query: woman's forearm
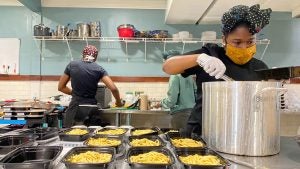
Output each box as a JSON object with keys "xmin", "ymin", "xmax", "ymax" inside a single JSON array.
[{"xmin": 163, "ymin": 54, "xmax": 198, "ymax": 74}]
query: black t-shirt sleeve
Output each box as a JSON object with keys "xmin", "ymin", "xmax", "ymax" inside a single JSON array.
[
  {"xmin": 181, "ymin": 47, "xmax": 210, "ymax": 77},
  {"xmin": 99, "ymin": 66, "xmax": 108, "ymax": 79},
  {"xmin": 64, "ymin": 62, "xmax": 71, "ymax": 76}
]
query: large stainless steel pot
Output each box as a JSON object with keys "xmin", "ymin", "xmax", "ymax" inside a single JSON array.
[
  {"xmin": 202, "ymin": 81, "xmax": 286, "ymax": 156},
  {"xmin": 77, "ymin": 23, "xmax": 90, "ymax": 38}
]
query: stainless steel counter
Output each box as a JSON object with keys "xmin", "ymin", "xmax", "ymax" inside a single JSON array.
[
  {"xmin": 221, "ymin": 136, "xmax": 300, "ymax": 169},
  {"xmin": 100, "ymin": 109, "xmax": 170, "ymax": 126}
]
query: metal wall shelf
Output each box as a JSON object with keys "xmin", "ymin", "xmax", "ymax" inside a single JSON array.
[{"xmin": 33, "ymin": 36, "xmax": 271, "ymax": 62}]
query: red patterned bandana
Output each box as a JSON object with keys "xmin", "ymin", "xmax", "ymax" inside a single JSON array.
[{"xmin": 82, "ymin": 45, "xmax": 98, "ymax": 62}]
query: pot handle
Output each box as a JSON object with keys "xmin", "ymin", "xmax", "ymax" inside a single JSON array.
[
  {"xmin": 254, "ymin": 87, "xmax": 287, "ymax": 97},
  {"xmin": 254, "ymin": 87, "xmax": 288, "ymax": 112}
]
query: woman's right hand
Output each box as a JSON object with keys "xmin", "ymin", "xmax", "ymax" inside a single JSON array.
[{"xmin": 196, "ymin": 53, "xmax": 226, "ymax": 79}]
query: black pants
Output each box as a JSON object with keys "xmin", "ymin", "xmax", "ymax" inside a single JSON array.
[
  {"xmin": 181, "ymin": 113, "xmax": 202, "ymax": 138},
  {"xmin": 64, "ymin": 96, "xmax": 108, "ymax": 127}
]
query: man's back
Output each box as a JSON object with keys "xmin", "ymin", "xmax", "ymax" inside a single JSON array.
[{"xmin": 65, "ymin": 60, "xmax": 107, "ymax": 99}]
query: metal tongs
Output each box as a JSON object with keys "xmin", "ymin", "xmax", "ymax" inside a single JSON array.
[{"xmin": 221, "ymin": 75, "xmax": 234, "ymax": 81}]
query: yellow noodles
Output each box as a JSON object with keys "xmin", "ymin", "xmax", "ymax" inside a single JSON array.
[
  {"xmin": 130, "ymin": 151, "xmax": 170, "ymax": 164},
  {"xmin": 96, "ymin": 128, "xmax": 126, "ymax": 135},
  {"xmin": 179, "ymin": 154, "xmax": 221, "ymax": 165},
  {"xmin": 130, "ymin": 138, "xmax": 160, "ymax": 147},
  {"xmin": 171, "ymin": 138, "xmax": 204, "ymax": 148},
  {"xmin": 132, "ymin": 129, "xmax": 155, "ymax": 136},
  {"xmin": 66, "ymin": 151, "xmax": 112, "ymax": 163},
  {"xmin": 66, "ymin": 128, "xmax": 88, "ymax": 135},
  {"xmin": 87, "ymin": 137, "xmax": 121, "ymax": 147}
]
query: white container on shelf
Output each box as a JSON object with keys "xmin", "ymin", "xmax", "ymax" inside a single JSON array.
[
  {"xmin": 201, "ymin": 31, "xmax": 217, "ymax": 41},
  {"xmin": 178, "ymin": 31, "xmax": 190, "ymax": 39}
]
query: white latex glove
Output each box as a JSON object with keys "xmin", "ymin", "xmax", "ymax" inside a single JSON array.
[{"xmin": 196, "ymin": 53, "xmax": 226, "ymax": 79}]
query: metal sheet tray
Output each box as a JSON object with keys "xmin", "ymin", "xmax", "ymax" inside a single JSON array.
[
  {"xmin": 0, "ymin": 135, "xmax": 35, "ymax": 155},
  {"xmin": 0, "ymin": 146, "xmax": 63, "ymax": 169},
  {"xmin": 59, "ymin": 128, "xmax": 92, "ymax": 142},
  {"xmin": 128, "ymin": 135, "xmax": 166, "ymax": 148},
  {"xmin": 175, "ymin": 148, "xmax": 230, "ymax": 169},
  {"xmin": 61, "ymin": 146, "xmax": 115, "ymax": 169},
  {"xmin": 255, "ymin": 66, "xmax": 300, "ymax": 80},
  {"xmin": 130, "ymin": 127, "xmax": 159, "ymax": 136},
  {"xmin": 126, "ymin": 147, "xmax": 176, "ymax": 169}
]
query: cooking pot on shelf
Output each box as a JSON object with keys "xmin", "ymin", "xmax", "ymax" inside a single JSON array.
[
  {"xmin": 90, "ymin": 21, "xmax": 101, "ymax": 37},
  {"xmin": 77, "ymin": 23, "xmax": 90, "ymax": 38},
  {"xmin": 117, "ymin": 24, "xmax": 135, "ymax": 38},
  {"xmin": 33, "ymin": 24, "xmax": 50, "ymax": 36},
  {"xmin": 202, "ymin": 81, "xmax": 287, "ymax": 156},
  {"xmin": 56, "ymin": 25, "xmax": 68, "ymax": 38}
]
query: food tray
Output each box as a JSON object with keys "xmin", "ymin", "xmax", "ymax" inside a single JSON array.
[
  {"xmin": 128, "ymin": 135, "xmax": 166, "ymax": 148},
  {"xmin": 94, "ymin": 127, "xmax": 128, "ymax": 138},
  {"xmin": 84, "ymin": 135, "xmax": 125, "ymax": 154},
  {"xmin": 130, "ymin": 127, "xmax": 159, "ymax": 136},
  {"xmin": 0, "ymin": 135, "xmax": 35, "ymax": 155},
  {"xmin": 127, "ymin": 147, "xmax": 175, "ymax": 169},
  {"xmin": 59, "ymin": 128, "xmax": 91, "ymax": 142},
  {"xmin": 61, "ymin": 146, "xmax": 115, "ymax": 169},
  {"xmin": 18, "ymin": 127, "xmax": 59, "ymax": 140},
  {"xmin": 0, "ymin": 146, "xmax": 63, "ymax": 169},
  {"xmin": 168, "ymin": 135, "xmax": 206, "ymax": 150},
  {"xmin": 175, "ymin": 148, "xmax": 230, "ymax": 169}
]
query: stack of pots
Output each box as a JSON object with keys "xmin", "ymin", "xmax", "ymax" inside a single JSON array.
[{"xmin": 77, "ymin": 22, "xmax": 101, "ymax": 38}]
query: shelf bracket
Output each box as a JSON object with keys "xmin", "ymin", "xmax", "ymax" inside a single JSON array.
[
  {"xmin": 125, "ymin": 41, "xmax": 128, "ymax": 62},
  {"xmin": 260, "ymin": 40, "xmax": 270, "ymax": 60},
  {"xmin": 65, "ymin": 37, "xmax": 73, "ymax": 60},
  {"xmin": 181, "ymin": 42, "xmax": 186, "ymax": 54},
  {"xmin": 144, "ymin": 38, "xmax": 147, "ymax": 62}
]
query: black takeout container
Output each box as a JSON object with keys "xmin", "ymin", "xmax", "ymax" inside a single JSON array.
[
  {"xmin": 175, "ymin": 148, "xmax": 230, "ymax": 169},
  {"xmin": 94, "ymin": 127, "xmax": 128, "ymax": 137},
  {"xmin": 0, "ymin": 127, "xmax": 17, "ymax": 134},
  {"xmin": 0, "ymin": 135, "xmax": 35, "ymax": 155},
  {"xmin": 61, "ymin": 146, "xmax": 115, "ymax": 169},
  {"xmin": 127, "ymin": 147, "xmax": 175, "ymax": 169},
  {"xmin": 128, "ymin": 135, "xmax": 166, "ymax": 148},
  {"xmin": 84, "ymin": 135, "xmax": 124, "ymax": 154},
  {"xmin": 168, "ymin": 135, "xmax": 206, "ymax": 150},
  {"xmin": 18, "ymin": 127, "xmax": 59, "ymax": 140},
  {"xmin": 59, "ymin": 128, "xmax": 91, "ymax": 142},
  {"xmin": 0, "ymin": 146, "xmax": 63, "ymax": 169}
]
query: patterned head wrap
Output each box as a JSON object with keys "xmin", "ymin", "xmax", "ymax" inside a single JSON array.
[
  {"xmin": 221, "ymin": 4, "xmax": 272, "ymax": 35},
  {"xmin": 82, "ymin": 45, "xmax": 98, "ymax": 58}
]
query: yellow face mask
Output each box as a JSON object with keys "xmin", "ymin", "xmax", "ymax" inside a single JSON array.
[{"xmin": 225, "ymin": 44, "xmax": 256, "ymax": 65}]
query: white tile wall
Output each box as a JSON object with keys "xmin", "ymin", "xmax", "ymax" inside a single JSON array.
[{"xmin": 0, "ymin": 81, "xmax": 168, "ymax": 101}]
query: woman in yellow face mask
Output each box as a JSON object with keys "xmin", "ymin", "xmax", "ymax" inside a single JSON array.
[{"xmin": 162, "ymin": 4, "xmax": 272, "ymax": 137}]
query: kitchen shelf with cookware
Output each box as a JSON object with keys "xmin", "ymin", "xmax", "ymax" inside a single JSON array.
[
  {"xmin": 33, "ymin": 36, "xmax": 271, "ymax": 62},
  {"xmin": 33, "ymin": 23, "xmax": 271, "ymax": 62}
]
